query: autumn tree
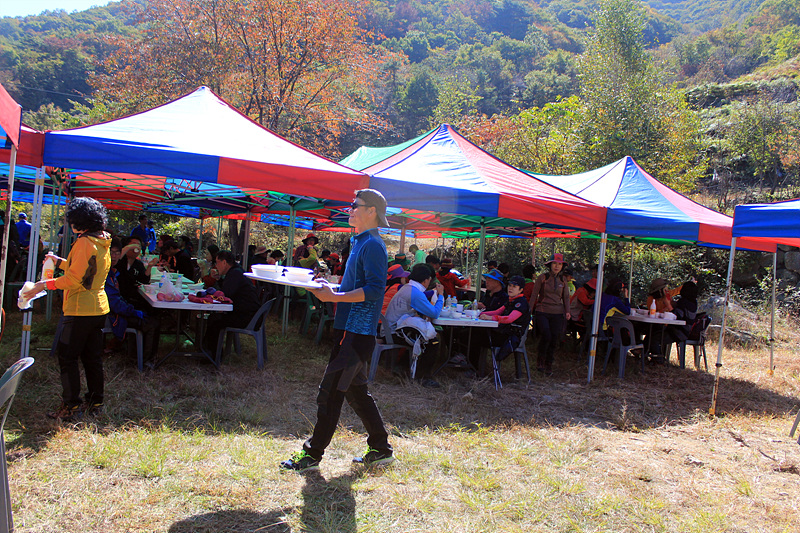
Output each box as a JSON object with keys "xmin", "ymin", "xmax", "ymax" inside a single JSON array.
[{"xmin": 92, "ymin": 0, "xmax": 396, "ymax": 155}]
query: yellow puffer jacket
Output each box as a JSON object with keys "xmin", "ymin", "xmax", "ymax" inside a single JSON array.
[{"xmin": 54, "ymin": 232, "xmax": 112, "ymax": 316}]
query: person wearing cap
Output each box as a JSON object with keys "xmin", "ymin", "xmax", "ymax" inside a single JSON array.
[
  {"xmin": 477, "ymin": 268, "xmax": 508, "ymax": 312},
  {"xmin": 476, "ymin": 275, "xmax": 531, "ymax": 362},
  {"xmin": 382, "ymin": 263, "xmax": 411, "ymax": 315},
  {"xmin": 436, "ymin": 257, "xmax": 470, "ymax": 298},
  {"xmin": 391, "ymin": 252, "xmax": 409, "ymax": 271},
  {"xmin": 530, "ymin": 253, "xmax": 571, "ymax": 375},
  {"xmin": 281, "ymin": 188, "xmax": 394, "ymax": 472},
  {"xmin": 293, "ymin": 233, "xmax": 320, "ymax": 268},
  {"xmin": 646, "ymin": 277, "xmax": 685, "ymax": 314},
  {"xmin": 384, "ymin": 263, "xmax": 445, "ymax": 387},
  {"xmin": 16, "ymin": 212, "xmax": 32, "ymax": 249},
  {"xmin": 326, "ymin": 252, "xmax": 340, "ymax": 272},
  {"xmin": 250, "ymin": 245, "xmax": 270, "ymax": 266}
]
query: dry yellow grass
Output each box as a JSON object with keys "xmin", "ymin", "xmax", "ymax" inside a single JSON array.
[{"xmin": 1, "ymin": 308, "xmax": 799, "ymax": 532}]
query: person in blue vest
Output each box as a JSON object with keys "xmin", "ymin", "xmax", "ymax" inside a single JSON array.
[
  {"xmin": 16, "ymin": 212, "xmax": 32, "ymax": 248},
  {"xmin": 130, "ymin": 214, "xmax": 150, "ymax": 252},
  {"xmin": 281, "ymin": 189, "xmax": 394, "ymax": 472},
  {"xmin": 146, "ymin": 220, "xmax": 157, "ymax": 253}
]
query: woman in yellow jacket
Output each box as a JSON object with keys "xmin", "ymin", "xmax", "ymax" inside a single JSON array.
[{"xmin": 23, "ymin": 198, "xmax": 112, "ymax": 421}]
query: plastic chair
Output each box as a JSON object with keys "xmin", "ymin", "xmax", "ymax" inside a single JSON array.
[
  {"xmin": 676, "ymin": 314, "xmax": 712, "ymax": 371},
  {"xmin": 368, "ymin": 314, "xmax": 406, "ymax": 383},
  {"xmin": 487, "ymin": 325, "xmax": 531, "ymax": 389},
  {"xmin": 314, "ymin": 301, "xmax": 336, "ymax": 344},
  {"xmin": 215, "ymin": 298, "xmax": 276, "ymax": 369},
  {"xmin": 581, "ymin": 309, "xmax": 608, "ymax": 361},
  {"xmin": 300, "ymin": 291, "xmax": 325, "ymax": 335},
  {"xmin": 102, "ymin": 317, "xmax": 145, "ymax": 372},
  {"xmin": 0, "ymin": 357, "xmax": 35, "ymax": 533},
  {"xmin": 603, "ymin": 316, "xmax": 644, "ymax": 378}
]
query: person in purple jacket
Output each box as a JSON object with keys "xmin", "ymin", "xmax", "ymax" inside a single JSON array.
[{"xmin": 281, "ymin": 189, "xmax": 394, "ymax": 473}]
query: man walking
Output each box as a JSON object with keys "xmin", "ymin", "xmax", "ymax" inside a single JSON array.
[{"xmin": 281, "ymin": 189, "xmax": 394, "ymax": 472}]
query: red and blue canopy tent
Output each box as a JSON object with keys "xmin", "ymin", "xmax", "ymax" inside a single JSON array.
[{"xmin": 708, "ymin": 199, "xmax": 800, "ymax": 415}]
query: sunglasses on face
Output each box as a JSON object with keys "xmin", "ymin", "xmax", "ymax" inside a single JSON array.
[{"xmin": 349, "ymin": 200, "xmax": 369, "ymax": 210}]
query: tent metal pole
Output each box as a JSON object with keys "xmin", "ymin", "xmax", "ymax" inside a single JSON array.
[
  {"xmin": 21, "ymin": 167, "xmax": 46, "ymax": 359},
  {"xmin": 531, "ymin": 225, "xmax": 536, "ymax": 266},
  {"xmin": 198, "ymin": 217, "xmax": 204, "ymax": 253},
  {"xmin": 46, "ymin": 177, "xmax": 58, "ymax": 323},
  {"xmin": 711, "ymin": 237, "xmax": 736, "ymax": 416},
  {"xmin": 475, "ymin": 221, "xmax": 486, "ymax": 306},
  {"xmin": 0, "ymin": 145, "xmax": 18, "ymax": 311},
  {"xmin": 587, "ymin": 233, "xmax": 608, "ymax": 383},
  {"xmin": 242, "ymin": 209, "xmax": 251, "ymax": 270},
  {"xmin": 770, "ymin": 251, "xmax": 776, "ymax": 375},
  {"xmin": 628, "ymin": 240, "xmax": 635, "ymax": 302},
  {"xmin": 281, "ymin": 203, "xmax": 297, "ymax": 337}
]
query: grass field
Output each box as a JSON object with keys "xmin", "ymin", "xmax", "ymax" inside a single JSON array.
[{"xmin": 1, "ymin": 305, "xmax": 799, "ymax": 532}]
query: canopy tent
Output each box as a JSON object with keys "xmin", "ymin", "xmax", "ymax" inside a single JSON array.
[
  {"xmin": 710, "ymin": 199, "xmax": 800, "ymax": 415},
  {"xmin": 43, "ymin": 86, "xmax": 369, "ymax": 203},
  {"xmin": 529, "ymin": 156, "xmax": 776, "ymax": 252}
]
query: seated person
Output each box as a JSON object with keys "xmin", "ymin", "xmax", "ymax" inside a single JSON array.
[
  {"xmin": 161, "ymin": 240, "xmax": 196, "ymax": 281},
  {"xmin": 570, "ymin": 278, "xmax": 597, "ymax": 328},
  {"xmin": 203, "ymin": 251, "xmax": 261, "ymax": 353},
  {"xmin": 293, "ymin": 233, "xmax": 319, "ymax": 267},
  {"xmin": 116, "ymin": 236, "xmax": 156, "ymax": 305},
  {"xmin": 522, "ymin": 264, "xmax": 536, "ymax": 301},
  {"xmin": 666, "ymin": 281, "xmax": 699, "ymax": 345},
  {"xmin": 436, "ymin": 258, "xmax": 470, "ymax": 297},
  {"xmin": 267, "ymin": 249, "xmax": 285, "ymax": 265},
  {"xmin": 477, "ymin": 275, "xmax": 531, "ymax": 361},
  {"xmin": 383, "ymin": 263, "xmax": 410, "ymax": 315},
  {"xmin": 646, "ymin": 277, "xmax": 682, "ymax": 313},
  {"xmin": 562, "ymin": 268, "xmax": 576, "ymax": 298},
  {"xmin": 105, "ymin": 238, "xmax": 161, "ymax": 363},
  {"xmin": 477, "ymin": 268, "xmax": 508, "ymax": 311},
  {"xmin": 384, "ymin": 263, "xmax": 445, "ymax": 387},
  {"xmin": 599, "ymin": 278, "xmax": 632, "ymax": 344},
  {"xmin": 250, "ymin": 245, "xmax": 270, "ymax": 266}
]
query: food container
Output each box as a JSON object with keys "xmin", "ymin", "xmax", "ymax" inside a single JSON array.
[
  {"xmin": 464, "ymin": 309, "xmax": 480, "ymax": 319},
  {"xmin": 251, "ymin": 264, "xmax": 282, "ymax": 279},
  {"xmin": 282, "ymin": 266, "xmax": 314, "ymax": 283}
]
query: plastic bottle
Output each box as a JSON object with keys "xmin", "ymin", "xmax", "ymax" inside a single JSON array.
[
  {"xmin": 649, "ymin": 299, "xmax": 657, "ymax": 316},
  {"xmin": 159, "ymin": 272, "xmax": 167, "ymax": 290},
  {"xmin": 41, "ymin": 256, "xmax": 55, "ymax": 280}
]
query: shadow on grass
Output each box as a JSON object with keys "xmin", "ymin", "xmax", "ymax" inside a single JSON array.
[
  {"xmin": 3, "ymin": 309, "xmax": 800, "ymax": 451},
  {"xmin": 299, "ymin": 469, "xmax": 359, "ymax": 533},
  {"xmin": 168, "ymin": 508, "xmax": 293, "ymax": 533}
]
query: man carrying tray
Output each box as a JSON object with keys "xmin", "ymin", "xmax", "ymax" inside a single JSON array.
[{"xmin": 280, "ymin": 189, "xmax": 394, "ymax": 472}]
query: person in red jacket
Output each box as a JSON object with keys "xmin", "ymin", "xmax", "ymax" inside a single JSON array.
[{"xmin": 436, "ymin": 258, "xmax": 470, "ymax": 297}]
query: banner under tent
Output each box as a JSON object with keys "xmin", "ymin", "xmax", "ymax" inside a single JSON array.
[{"xmin": 710, "ymin": 199, "xmax": 800, "ymax": 416}]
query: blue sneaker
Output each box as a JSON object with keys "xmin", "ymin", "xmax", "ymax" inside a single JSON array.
[{"xmin": 280, "ymin": 450, "xmax": 320, "ymax": 473}]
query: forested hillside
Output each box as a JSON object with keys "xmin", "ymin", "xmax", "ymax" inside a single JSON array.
[{"xmin": 0, "ymin": 0, "xmax": 798, "ymax": 210}]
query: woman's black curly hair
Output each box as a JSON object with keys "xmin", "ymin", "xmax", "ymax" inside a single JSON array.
[{"xmin": 66, "ymin": 197, "xmax": 107, "ymax": 233}]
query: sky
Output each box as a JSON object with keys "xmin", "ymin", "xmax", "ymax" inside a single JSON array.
[{"xmin": 0, "ymin": 0, "xmax": 115, "ymax": 18}]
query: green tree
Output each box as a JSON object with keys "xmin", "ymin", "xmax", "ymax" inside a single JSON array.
[
  {"xmin": 576, "ymin": 0, "xmax": 702, "ymax": 191},
  {"xmin": 398, "ymin": 69, "xmax": 439, "ymax": 135}
]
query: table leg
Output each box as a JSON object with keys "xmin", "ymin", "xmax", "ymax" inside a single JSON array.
[{"xmin": 155, "ymin": 310, "xmax": 219, "ymax": 369}]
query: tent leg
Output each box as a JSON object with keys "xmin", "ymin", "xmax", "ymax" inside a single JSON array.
[
  {"xmin": 242, "ymin": 210, "xmax": 251, "ymax": 271},
  {"xmin": 399, "ymin": 222, "xmax": 406, "ymax": 254},
  {"xmin": 282, "ymin": 205, "xmax": 297, "ymax": 337},
  {"xmin": 587, "ymin": 233, "xmax": 607, "ymax": 383},
  {"xmin": 628, "ymin": 240, "xmax": 635, "ymax": 299},
  {"xmin": 770, "ymin": 251, "xmax": 776, "ymax": 375},
  {"xmin": 711, "ymin": 237, "xmax": 737, "ymax": 416},
  {"xmin": 474, "ymin": 221, "xmax": 486, "ymax": 307},
  {"xmin": 198, "ymin": 217, "xmax": 204, "ymax": 253},
  {"xmin": 21, "ymin": 167, "xmax": 46, "ymax": 359}
]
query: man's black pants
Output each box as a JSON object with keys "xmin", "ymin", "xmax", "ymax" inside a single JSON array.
[{"xmin": 304, "ymin": 329, "xmax": 391, "ymax": 460}]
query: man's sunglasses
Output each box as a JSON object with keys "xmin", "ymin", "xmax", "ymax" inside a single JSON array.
[{"xmin": 349, "ymin": 201, "xmax": 370, "ymax": 210}]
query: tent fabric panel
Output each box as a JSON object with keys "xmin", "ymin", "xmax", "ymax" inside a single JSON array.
[
  {"xmin": 217, "ymin": 157, "xmax": 369, "ymax": 204},
  {"xmin": 733, "ymin": 199, "xmax": 800, "ymax": 239},
  {"xmin": 43, "ymin": 133, "xmax": 221, "ymax": 181},
  {"xmin": 339, "ymin": 129, "xmax": 432, "ymax": 171},
  {"xmin": 0, "ymin": 83, "xmax": 21, "ymax": 148},
  {"xmin": 369, "ymin": 175, "xmax": 500, "ymax": 217},
  {"xmin": 0, "ymin": 126, "xmax": 44, "ymax": 167}
]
